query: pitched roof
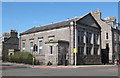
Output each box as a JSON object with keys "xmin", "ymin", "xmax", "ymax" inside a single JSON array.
[
  {"xmin": 20, "ymin": 12, "xmax": 100, "ymax": 36},
  {"xmin": 104, "ymin": 17, "xmax": 116, "ymax": 21},
  {"xmin": 20, "ymin": 17, "xmax": 81, "ymax": 35}
]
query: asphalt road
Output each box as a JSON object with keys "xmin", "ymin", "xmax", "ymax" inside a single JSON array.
[
  {"xmin": 1, "ymin": 64, "xmax": 119, "ymax": 76},
  {"xmin": 1, "ymin": 64, "xmax": 28, "ymax": 70}
]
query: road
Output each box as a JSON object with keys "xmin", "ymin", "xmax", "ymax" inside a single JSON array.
[{"xmin": 1, "ymin": 64, "xmax": 119, "ymax": 76}]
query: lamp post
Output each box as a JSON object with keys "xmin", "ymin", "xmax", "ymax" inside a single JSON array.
[
  {"xmin": 74, "ymin": 17, "xmax": 77, "ymax": 66},
  {"xmin": 56, "ymin": 45, "xmax": 58, "ymax": 67},
  {"xmin": 32, "ymin": 33, "xmax": 35, "ymax": 67}
]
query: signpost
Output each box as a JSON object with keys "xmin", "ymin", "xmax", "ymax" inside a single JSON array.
[
  {"xmin": 74, "ymin": 48, "xmax": 77, "ymax": 53},
  {"xmin": 32, "ymin": 44, "xmax": 38, "ymax": 67},
  {"xmin": 32, "ymin": 57, "xmax": 35, "ymax": 67},
  {"xmin": 74, "ymin": 17, "xmax": 77, "ymax": 66},
  {"xmin": 74, "ymin": 48, "xmax": 77, "ymax": 66}
]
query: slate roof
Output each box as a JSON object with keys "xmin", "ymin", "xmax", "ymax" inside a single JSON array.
[
  {"xmin": 20, "ymin": 12, "xmax": 99, "ymax": 36},
  {"xmin": 20, "ymin": 18, "xmax": 80, "ymax": 35}
]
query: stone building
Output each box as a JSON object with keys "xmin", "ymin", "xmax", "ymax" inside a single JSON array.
[
  {"xmin": 20, "ymin": 12, "xmax": 101, "ymax": 65},
  {"xmin": 116, "ymin": 23, "xmax": 120, "ymax": 61},
  {"xmin": 2, "ymin": 30, "xmax": 19, "ymax": 61},
  {"xmin": 91, "ymin": 10, "xmax": 120, "ymax": 63},
  {"xmin": 0, "ymin": 33, "xmax": 10, "ymax": 60},
  {"xmin": 112, "ymin": 28, "xmax": 120, "ymax": 62}
]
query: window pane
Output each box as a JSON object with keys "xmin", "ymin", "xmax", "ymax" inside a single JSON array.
[
  {"xmin": 39, "ymin": 40, "xmax": 43, "ymax": 54},
  {"xmin": 86, "ymin": 32, "xmax": 92, "ymax": 43},
  {"xmin": 30, "ymin": 42, "xmax": 33, "ymax": 47},
  {"xmin": 94, "ymin": 48, "xmax": 98, "ymax": 55},
  {"xmin": 30, "ymin": 42, "xmax": 33, "ymax": 53},
  {"xmin": 78, "ymin": 47, "xmax": 84, "ymax": 55},
  {"xmin": 79, "ymin": 31, "xmax": 84, "ymax": 43},
  {"xmin": 22, "ymin": 42, "xmax": 25, "ymax": 48},
  {"xmin": 94, "ymin": 34, "xmax": 99, "ymax": 44},
  {"xmin": 86, "ymin": 47, "xmax": 91, "ymax": 55},
  {"xmin": 39, "ymin": 49, "xmax": 43, "ymax": 54},
  {"xmin": 39, "ymin": 40, "xmax": 43, "ymax": 46},
  {"xmin": 106, "ymin": 33, "xmax": 108, "ymax": 39},
  {"xmin": 50, "ymin": 46, "xmax": 53, "ymax": 54},
  {"xmin": 81, "ymin": 47, "xmax": 84, "ymax": 55}
]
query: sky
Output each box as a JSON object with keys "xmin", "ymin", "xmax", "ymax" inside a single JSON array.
[
  {"xmin": 2, "ymin": 2, "xmax": 118, "ymax": 36},
  {"xmin": 2, "ymin": 0, "xmax": 120, "ymax": 2}
]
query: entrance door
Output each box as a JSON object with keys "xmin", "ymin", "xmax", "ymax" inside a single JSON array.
[{"xmin": 58, "ymin": 41, "xmax": 69, "ymax": 65}]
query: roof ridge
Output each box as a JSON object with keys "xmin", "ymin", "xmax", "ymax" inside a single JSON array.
[
  {"xmin": 20, "ymin": 12, "xmax": 91, "ymax": 35},
  {"xmin": 35, "ymin": 17, "xmax": 81, "ymax": 29}
]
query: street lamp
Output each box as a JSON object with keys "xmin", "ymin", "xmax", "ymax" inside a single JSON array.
[
  {"xmin": 32, "ymin": 33, "xmax": 35, "ymax": 67},
  {"xmin": 74, "ymin": 17, "xmax": 77, "ymax": 66}
]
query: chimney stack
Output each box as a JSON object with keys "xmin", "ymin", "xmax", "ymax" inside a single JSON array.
[
  {"xmin": 91, "ymin": 9, "xmax": 101, "ymax": 20},
  {"xmin": 10, "ymin": 30, "xmax": 18, "ymax": 38}
]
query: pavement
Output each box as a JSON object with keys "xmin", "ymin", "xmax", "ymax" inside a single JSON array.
[
  {"xmin": 1, "ymin": 62, "xmax": 118, "ymax": 68},
  {"xmin": 1, "ymin": 62, "xmax": 32, "ymax": 68},
  {"xmin": 32, "ymin": 65, "xmax": 118, "ymax": 69}
]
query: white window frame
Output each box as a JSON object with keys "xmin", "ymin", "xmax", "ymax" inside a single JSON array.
[
  {"xmin": 38, "ymin": 39, "xmax": 43, "ymax": 55},
  {"xmin": 30, "ymin": 41, "xmax": 33, "ymax": 54},
  {"xmin": 22, "ymin": 41, "xmax": 25, "ymax": 51}
]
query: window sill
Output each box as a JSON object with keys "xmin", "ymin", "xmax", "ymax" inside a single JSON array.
[
  {"xmin": 34, "ymin": 54, "xmax": 45, "ymax": 56},
  {"xmin": 50, "ymin": 54, "xmax": 53, "ymax": 55}
]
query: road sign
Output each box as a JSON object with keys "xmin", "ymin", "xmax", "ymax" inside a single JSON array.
[{"xmin": 74, "ymin": 48, "xmax": 77, "ymax": 53}]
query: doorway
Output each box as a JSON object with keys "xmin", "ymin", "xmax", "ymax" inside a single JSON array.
[{"xmin": 58, "ymin": 41, "xmax": 69, "ymax": 65}]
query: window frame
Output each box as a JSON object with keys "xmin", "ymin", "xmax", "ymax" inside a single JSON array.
[
  {"xmin": 78, "ymin": 31, "xmax": 84, "ymax": 43},
  {"xmin": 86, "ymin": 47, "xmax": 91, "ymax": 55},
  {"xmin": 94, "ymin": 47, "xmax": 98, "ymax": 55},
  {"xmin": 22, "ymin": 41, "xmax": 25, "ymax": 49},
  {"xmin": 38, "ymin": 39, "xmax": 44, "ymax": 55},
  {"xmin": 50, "ymin": 46, "xmax": 53, "ymax": 55},
  {"xmin": 106, "ymin": 33, "xmax": 109, "ymax": 39},
  {"xmin": 94, "ymin": 33, "xmax": 99, "ymax": 44},
  {"xmin": 30, "ymin": 41, "xmax": 33, "ymax": 53},
  {"xmin": 86, "ymin": 32, "xmax": 92, "ymax": 43}
]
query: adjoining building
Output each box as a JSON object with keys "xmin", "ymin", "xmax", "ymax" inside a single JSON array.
[
  {"xmin": 91, "ymin": 10, "xmax": 120, "ymax": 63},
  {"xmin": 0, "ymin": 33, "xmax": 10, "ymax": 60},
  {"xmin": 20, "ymin": 12, "xmax": 101, "ymax": 65},
  {"xmin": 112, "ymin": 28, "xmax": 120, "ymax": 63},
  {"xmin": 2, "ymin": 30, "xmax": 19, "ymax": 61}
]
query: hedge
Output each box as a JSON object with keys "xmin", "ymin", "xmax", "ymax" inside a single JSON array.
[{"xmin": 8, "ymin": 51, "xmax": 40, "ymax": 65}]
